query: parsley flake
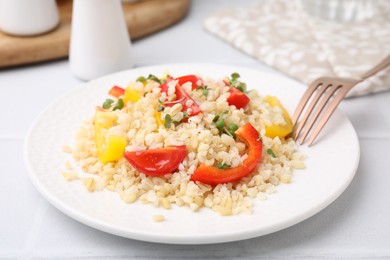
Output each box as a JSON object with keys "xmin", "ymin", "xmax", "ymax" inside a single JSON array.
[
  {"xmin": 147, "ymin": 74, "xmax": 161, "ymax": 84},
  {"xmin": 229, "ymin": 72, "xmax": 247, "ymax": 93},
  {"xmin": 267, "ymin": 148, "xmax": 277, "ymax": 158},
  {"xmin": 113, "ymin": 98, "xmax": 124, "ymax": 110},
  {"xmin": 196, "ymin": 85, "xmax": 209, "ymax": 96},
  {"xmin": 164, "ymin": 114, "xmax": 172, "ymax": 128},
  {"xmin": 102, "ymin": 99, "xmax": 114, "ymax": 109},
  {"xmin": 217, "ymin": 163, "xmax": 230, "ymax": 169}
]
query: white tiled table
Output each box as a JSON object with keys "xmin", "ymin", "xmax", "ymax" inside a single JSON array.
[{"xmin": 1, "ymin": 0, "xmax": 389, "ymax": 258}]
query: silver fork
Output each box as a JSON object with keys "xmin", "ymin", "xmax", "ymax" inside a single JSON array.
[{"xmin": 292, "ymin": 55, "xmax": 390, "ymax": 146}]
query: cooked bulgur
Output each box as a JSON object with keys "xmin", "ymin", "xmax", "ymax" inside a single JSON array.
[{"xmin": 64, "ymin": 73, "xmax": 305, "ymax": 216}]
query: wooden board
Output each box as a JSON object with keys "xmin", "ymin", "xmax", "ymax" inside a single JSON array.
[{"xmin": 0, "ymin": 0, "xmax": 190, "ymax": 68}]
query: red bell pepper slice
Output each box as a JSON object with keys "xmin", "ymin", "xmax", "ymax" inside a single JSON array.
[
  {"xmin": 109, "ymin": 85, "xmax": 125, "ymax": 98},
  {"xmin": 159, "ymin": 77, "xmax": 201, "ymax": 117},
  {"xmin": 159, "ymin": 77, "xmax": 174, "ymax": 94},
  {"xmin": 176, "ymin": 75, "xmax": 202, "ymax": 90},
  {"xmin": 190, "ymin": 123, "xmax": 262, "ymax": 186},
  {"xmin": 227, "ymin": 87, "xmax": 250, "ymax": 109},
  {"xmin": 174, "ymin": 84, "xmax": 202, "ymax": 116},
  {"xmin": 124, "ymin": 145, "xmax": 186, "ymax": 176}
]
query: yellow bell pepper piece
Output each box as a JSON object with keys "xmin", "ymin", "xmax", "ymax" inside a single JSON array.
[
  {"xmin": 124, "ymin": 87, "xmax": 141, "ymax": 103},
  {"xmin": 97, "ymin": 135, "xmax": 126, "ymax": 163},
  {"xmin": 94, "ymin": 111, "xmax": 126, "ymax": 163},
  {"xmin": 94, "ymin": 110, "xmax": 117, "ymax": 129},
  {"xmin": 264, "ymin": 96, "xmax": 293, "ymax": 139},
  {"xmin": 155, "ymin": 110, "xmax": 164, "ymax": 128}
]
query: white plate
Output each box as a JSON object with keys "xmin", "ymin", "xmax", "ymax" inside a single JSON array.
[{"xmin": 24, "ymin": 63, "xmax": 360, "ymax": 244}]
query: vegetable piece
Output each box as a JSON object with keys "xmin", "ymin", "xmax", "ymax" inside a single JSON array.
[
  {"xmin": 212, "ymin": 111, "xmax": 239, "ymax": 138},
  {"xmin": 124, "ymin": 87, "xmax": 141, "ymax": 103},
  {"xmin": 94, "ymin": 111, "xmax": 126, "ymax": 163},
  {"xmin": 190, "ymin": 123, "xmax": 263, "ymax": 186},
  {"xmin": 213, "ymin": 111, "xmax": 228, "ymax": 123},
  {"xmin": 159, "ymin": 79, "xmax": 201, "ymax": 117},
  {"xmin": 215, "ymin": 118, "xmax": 225, "ymax": 131},
  {"xmin": 102, "ymin": 99, "xmax": 114, "ymax": 109},
  {"xmin": 112, "ymin": 98, "xmax": 124, "ymax": 110},
  {"xmin": 227, "ymin": 123, "xmax": 239, "ymax": 139},
  {"xmin": 135, "ymin": 74, "xmax": 161, "ymax": 85},
  {"xmin": 229, "ymin": 72, "xmax": 247, "ymax": 93},
  {"xmin": 267, "ymin": 148, "xmax": 277, "ymax": 158},
  {"xmin": 227, "ymin": 87, "xmax": 250, "ymax": 109},
  {"xmin": 108, "ymin": 85, "xmax": 125, "ymax": 98},
  {"xmin": 175, "ymin": 85, "xmax": 201, "ymax": 116},
  {"xmin": 124, "ymin": 145, "xmax": 187, "ymax": 176},
  {"xmin": 159, "ymin": 77, "xmax": 174, "ymax": 94},
  {"xmin": 98, "ymin": 135, "xmax": 127, "ymax": 163},
  {"xmin": 164, "ymin": 114, "xmax": 172, "ymax": 128},
  {"xmin": 196, "ymin": 85, "xmax": 209, "ymax": 96},
  {"xmin": 147, "ymin": 74, "xmax": 162, "ymax": 84},
  {"xmin": 264, "ymin": 96, "xmax": 293, "ymax": 139},
  {"xmin": 217, "ymin": 163, "xmax": 230, "ymax": 169},
  {"xmin": 176, "ymin": 75, "xmax": 202, "ymax": 90},
  {"xmin": 224, "ymin": 72, "xmax": 250, "ymax": 109},
  {"xmin": 136, "ymin": 76, "xmax": 147, "ymax": 84},
  {"xmin": 155, "ymin": 110, "xmax": 164, "ymax": 128}
]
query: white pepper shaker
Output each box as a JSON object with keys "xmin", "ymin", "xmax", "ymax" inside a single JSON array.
[
  {"xmin": 0, "ymin": 0, "xmax": 59, "ymax": 36},
  {"xmin": 69, "ymin": 0, "xmax": 134, "ymax": 81}
]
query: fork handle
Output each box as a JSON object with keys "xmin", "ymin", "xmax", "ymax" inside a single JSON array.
[{"xmin": 360, "ymin": 55, "xmax": 390, "ymax": 81}]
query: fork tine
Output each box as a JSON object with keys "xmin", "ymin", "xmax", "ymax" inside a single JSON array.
[
  {"xmin": 307, "ymin": 87, "xmax": 350, "ymax": 146},
  {"xmin": 298, "ymin": 84, "xmax": 342, "ymax": 144},
  {"xmin": 291, "ymin": 79, "xmax": 323, "ymax": 125},
  {"xmin": 293, "ymin": 83, "xmax": 329, "ymax": 140}
]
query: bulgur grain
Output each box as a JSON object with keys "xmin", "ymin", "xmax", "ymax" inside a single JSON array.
[
  {"xmin": 152, "ymin": 215, "xmax": 165, "ymax": 222},
  {"xmin": 62, "ymin": 172, "xmax": 78, "ymax": 181}
]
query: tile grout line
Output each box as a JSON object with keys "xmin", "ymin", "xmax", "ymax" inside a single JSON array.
[
  {"xmin": 20, "ymin": 198, "xmax": 50, "ymax": 259},
  {"xmin": 0, "ymin": 135, "xmax": 25, "ymax": 140}
]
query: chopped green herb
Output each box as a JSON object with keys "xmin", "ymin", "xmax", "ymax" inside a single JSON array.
[
  {"xmin": 215, "ymin": 118, "xmax": 225, "ymax": 131},
  {"xmin": 102, "ymin": 99, "xmax": 114, "ymax": 109},
  {"xmin": 196, "ymin": 85, "xmax": 209, "ymax": 96},
  {"xmin": 113, "ymin": 98, "xmax": 124, "ymax": 110},
  {"xmin": 267, "ymin": 148, "xmax": 277, "ymax": 158},
  {"xmin": 136, "ymin": 76, "xmax": 146, "ymax": 83},
  {"xmin": 217, "ymin": 163, "xmax": 230, "ymax": 169},
  {"xmin": 229, "ymin": 72, "xmax": 247, "ymax": 93},
  {"xmin": 236, "ymin": 82, "xmax": 247, "ymax": 93},
  {"xmin": 231, "ymin": 72, "xmax": 240, "ymax": 80},
  {"xmin": 227, "ymin": 123, "xmax": 238, "ymax": 139},
  {"xmin": 147, "ymin": 74, "xmax": 161, "ymax": 84},
  {"xmin": 164, "ymin": 114, "xmax": 172, "ymax": 128},
  {"xmin": 182, "ymin": 111, "xmax": 188, "ymax": 118},
  {"xmin": 213, "ymin": 111, "xmax": 228, "ymax": 122},
  {"xmin": 213, "ymin": 111, "xmax": 231, "ymax": 135},
  {"xmin": 158, "ymin": 99, "xmax": 164, "ymax": 104},
  {"xmin": 228, "ymin": 123, "xmax": 238, "ymax": 132}
]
